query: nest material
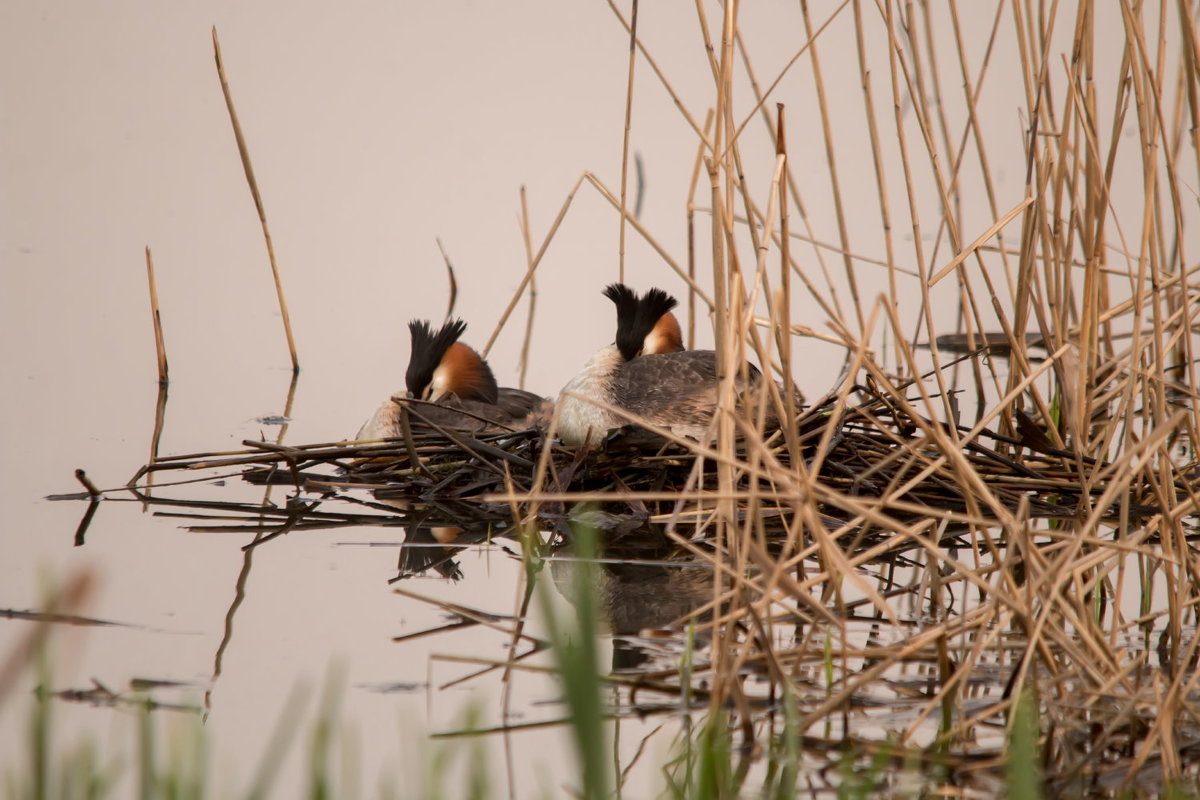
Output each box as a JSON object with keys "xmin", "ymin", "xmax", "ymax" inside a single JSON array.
[{"xmin": 137, "ymin": 387, "xmax": 1170, "ymax": 546}]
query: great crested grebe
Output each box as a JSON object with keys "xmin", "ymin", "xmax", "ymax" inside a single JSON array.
[
  {"xmin": 555, "ymin": 283, "xmax": 759, "ymax": 447},
  {"xmin": 356, "ymin": 318, "xmax": 544, "ymax": 439}
]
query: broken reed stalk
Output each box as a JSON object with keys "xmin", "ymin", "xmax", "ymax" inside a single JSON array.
[
  {"xmin": 143, "ymin": 246, "xmax": 170, "ymax": 493},
  {"xmin": 144, "ymin": 381, "xmax": 169, "ymax": 501},
  {"xmin": 144, "ymin": 246, "xmax": 168, "ymax": 385},
  {"xmin": 74, "ymin": 469, "xmax": 101, "ymax": 499},
  {"xmin": 435, "ymin": 237, "xmax": 459, "ymax": 322},
  {"xmin": 211, "ymin": 27, "xmax": 299, "ymax": 374}
]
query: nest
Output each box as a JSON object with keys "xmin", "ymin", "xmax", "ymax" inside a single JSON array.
[{"xmin": 132, "ymin": 386, "xmax": 1171, "ymax": 557}]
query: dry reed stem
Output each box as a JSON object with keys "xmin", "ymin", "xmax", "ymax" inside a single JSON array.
[
  {"xmin": 516, "ymin": 187, "xmax": 537, "ymax": 391},
  {"xmin": 584, "ymin": 172, "xmax": 715, "ymax": 308},
  {"xmin": 144, "ymin": 246, "xmax": 168, "ymax": 384},
  {"xmin": 686, "ymin": 110, "xmax": 716, "ymax": 349},
  {"xmin": 481, "ymin": 169, "xmax": 716, "ymax": 360},
  {"xmin": 607, "ymin": 0, "xmax": 712, "ymax": 147},
  {"xmin": 722, "ymin": 0, "xmax": 853, "ymax": 165},
  {"xmin": 434, "ymin": 238, "xmax": 458, "ymax": 322},
  {"xmin": 141, "ymin": 246, "xmax": 171, "ymax": 497},
  {"xmin": 730, "ymin": 35, "xmax": 848, "ymax": 335},
  {"xmin": 617, "ymin": 0, "xmax": 639, "ymax": 284},
  {"xmin": 481, "ymin": 172, "xmax": 587, "ymax": 358},
  {"xmin": 799, "ymin": 0, "xmax": 865, "ymax": 337},
  {"xmin": 143, "ymin": 381, "xmax": 169, "ymax": 500},
  {"xmin": 927, "ymin": 199, "xmax": 1037, "ymax": 286},
  {"xmin": 211, "ymin": 28, "xmax": 299, "ymax": 373}
]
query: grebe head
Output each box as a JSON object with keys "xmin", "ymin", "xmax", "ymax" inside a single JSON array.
[
  {"xmin": 603, "ymin": 284, "xmax": 681, "ymax": 360},
  {"xmin": 406, "ymin": 319, "xmax": 499, "ymax": 403}
]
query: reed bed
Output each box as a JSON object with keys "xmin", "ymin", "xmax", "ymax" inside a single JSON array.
[
  {"xmin": 52, "ymin": 1, "xmax": 1200, "ymax": 796},
  {"xmin": 123, "ymin": 366, "xmax": 1198, "ymax": 795}
]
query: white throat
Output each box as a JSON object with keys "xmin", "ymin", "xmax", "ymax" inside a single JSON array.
[
  {"xmin": 429, "ymin": 363, "xmax": 453, "ymax": 401},
  {"xmin": 554, "ymin": 345, "xmax": 625, "ymax": 447}
]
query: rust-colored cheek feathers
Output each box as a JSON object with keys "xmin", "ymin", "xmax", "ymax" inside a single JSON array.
[
  {"xmin": 643, "ymin": 311, "xmax": 684, "ymax": 355},
  {"xmin": 431, "ymin": 343, "xmax": 498, "ymax": 403}
]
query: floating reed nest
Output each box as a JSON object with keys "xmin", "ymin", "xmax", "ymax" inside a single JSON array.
[{"xmin": 132, "ymin": 384, "xmax": 1175, "ymax": 555}]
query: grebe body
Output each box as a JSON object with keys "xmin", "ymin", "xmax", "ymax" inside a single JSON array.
[
  {"xmin": 357, "ymin": 319, "xmax": 543, "ymax": 439},
  {"xmin": 555, "ymin": 344, "xmax": 627, "ymax": 446},
  {"xmin": 555, "ymin": 284, "xmax": 758, "ymax": 447}
]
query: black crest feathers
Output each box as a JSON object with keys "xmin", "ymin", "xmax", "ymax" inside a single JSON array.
[
  {"xmin": 603, "ymin": 284, "xmax": 678, "ymax": 361},
  {"xmin": 406, "ymin": 318, "xmax": 467, "ymax": 397}
]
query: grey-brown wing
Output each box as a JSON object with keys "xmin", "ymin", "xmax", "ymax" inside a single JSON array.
[
  {"xmin": 495, "ymin": 387, "xmax": 545, "ymax": 420},
  {"xmin": 404, "ymin": 402, "xmax": 488, "ymax": 432},
  {"xmin": 357, "ymin": 390, "xmax": 543, "ymax": 437},
  {"xmin": 612, "ymin": 351, "xmax": 763, "ymax": 432},
  {"xmin": 612, "ymin": 351, "xmax": 719, "ymax": 428},
  {"xmin": 426, "ymin": 388, "xmax": 546, "ymax": 431}
]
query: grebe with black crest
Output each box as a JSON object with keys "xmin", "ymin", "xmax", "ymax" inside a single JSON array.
[
  {"xmin": 357, "ymin": 318, "xmax": 544, "ymax": 439},
  {"xmin": 555, "ymin": 284, "xmax": 762, "ymax": 447}
]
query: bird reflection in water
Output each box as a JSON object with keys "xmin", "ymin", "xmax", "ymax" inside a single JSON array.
[
  {"xmin": 393, "ymin": 523, "xmax": 469, "ymax": 582},
  {"xmin": 391, "ymin": 509, "xmax": 715, "ymax": 672},
  {"xmin": 549, "ymin": 533, "xmax": 715, "ymax": 671},
  {"xmin": 357, "ymin": 318, "xmax": 545, "ymax": 583}
]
